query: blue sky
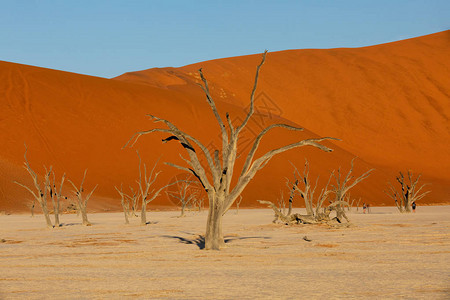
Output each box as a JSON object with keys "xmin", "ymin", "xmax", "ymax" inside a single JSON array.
[{"xmin": 1, "ymin": 0, "xmax": 449, "ymax": 78}]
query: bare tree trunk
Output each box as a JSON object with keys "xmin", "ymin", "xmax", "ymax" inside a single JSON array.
[
  {"xmin": 121, "ymin": 195, "xmax": 130, "ymax": 224},
  {"xmin": 115, "ymin": 186, "xmax": 130, "ymax": 224},
  {"xmin": 180, "ymin": 203, "xmax": 186, "ymax": 217},
  {"xmin": 404, "ymin": 203, "xmax": 412, "ymax": 213},
  {"xmin": 80, "ymin": 208, "xmax": 91, "ymax": 226},
  {"xmin": 41, "ymin": 200, "xmax": 53, "ymax": 228},
  {"xmin": 305, "ymin": 196, "xmax": 314, "ymax": 216},
  {"xmin": 123, "ymin": 203, "xmax": 130, "ymax": 224},
  {"xmin": 54, "ymin": 207, "xmax": 60, "ymax": 227},
  {"xmin": 51, "ymin": 172, "xmax": 65, "ymax": 227},
  {"xmin": 205, "ymin": 196, "xmax": 225, "ymax": 250},
  {"xmin": 140, "ymin": 202, "xmax": 147, "ymax": 225}
]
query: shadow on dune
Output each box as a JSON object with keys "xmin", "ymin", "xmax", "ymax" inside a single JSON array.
[{"xmin": 161, "ymin": 234, "xmax": 271, "ymax": 249}]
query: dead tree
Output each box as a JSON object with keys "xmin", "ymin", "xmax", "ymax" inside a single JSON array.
[
  {"xmin": 263, "ymin": 162, "xmax": 333, "ymax": 225},
  {"xmin": 14, "ymin": 148, "xmax": 54, "ymax": 228},
  {"xmin": 356, "ymin": 197, "xmax": 361, "ymax": 212},
  {"xmin": 125, "ymin": 51, "xmax": 336, "ymax": 250},
  {"xmin": 290, "ymin": 161, "xmax": 332, "ymax": 220},
  {"xmin": 346, "ymin": 195, "xmax": 355, "ymax": 212},
  {"xmin": 194, "ymin": 196, "xmax": 205, "ymax": 212},
  {"xmin": 289, "ymin": 160, "xmax": 318, "ymax": 216},
  {"xmin": 330, "ymin": 159, "xmax": 373, "ymax": 223},
  {"xmin": 277, "ymin": 191, "xmax": 286, "ymax": 215},
  {"xmin": 68, "ymin": 169, "xmax": 97, "ymax": 226},
  {"xmin": 28, "ymin": 199, "xmax": 36, "ymax": 217},
  {"xmin": 166, "ymin": 180, "xmax": 199, "ymax": 217},
  {"xmin": 48, "ymin": 170, "xmax": 65, "ymax": 227},
  {"xmin": 128, "ymin": 186, "xmax": 140, "ymax": 217},
  {"xmin": 262, "ymin": 160, "xmax": 372, "ymax": 225},
  {"xmin": 135, "ymin": 152, "xmax": 178, "ymax": 225},
  {"xmin": 385, "ymin": 171, "xmax": 430, "ymax": 213},
  {"xmin": 115, "ymin": 185, "xmax": 130, "ymax": 224}
]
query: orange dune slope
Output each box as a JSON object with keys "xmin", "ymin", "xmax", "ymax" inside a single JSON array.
[
  {"xmin": 0, "ymin": 60, "xmax": 375, "ymax": 212},
  {"xmin": 116, "ymin": 30, "xmax": 450, "ymax": 198},
  {"xmin": 1, "ymin": 31, "xmax": 449, "ymax": 212}
]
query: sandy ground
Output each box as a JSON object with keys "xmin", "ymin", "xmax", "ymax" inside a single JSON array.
[{"xmin": 1, "ymin": 206, "xmax": 449, "ymax": 299}]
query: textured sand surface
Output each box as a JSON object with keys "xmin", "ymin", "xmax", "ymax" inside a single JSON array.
[
  {"xmin": 1, "ymin": 31, "xmax": 449, "ymax": 212},
  {"xmin": 1, "ymin": 206, "xmax": 449, "ymax": 299}
]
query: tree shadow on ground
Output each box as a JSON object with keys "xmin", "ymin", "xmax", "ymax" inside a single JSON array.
[
  {"xmin": 144, "ymin": 221, "xmax": 159, "ymax": 225},
  {"xmin": 161, "ymin": 234, "xmax": 271, "ymax": 249},
  {"xmin": 60, "ymin": 223, "xmax": 80, "ymax": 227}
]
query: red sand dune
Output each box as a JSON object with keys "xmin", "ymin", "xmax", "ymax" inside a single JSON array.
[{"xmin": 1, "ymin": 31, "xmax": 449, "ymax": 212}]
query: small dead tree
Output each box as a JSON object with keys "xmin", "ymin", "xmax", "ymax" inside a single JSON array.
[
  {"xmin": 261, "ymin": 160, "xmax": 371, "ymax": 225},
  {"xmin": 276, "ymin": 191, "xmax": 286, "ymax": 215},
  {"xmin": 356, "ymin": 197, "xmax": 361, "ymax": 212},
  {"xmin": 135, "ymin": 152, "xmax": 179, "ymax": 225},
  {"xmin": 14, "ymin": 148, "xmax": 54, "ymax": 228},
  {"xmin": 68, "ymin": 169, "xmax": 97, "ymax": 226},
  {"xmin": 128, "ymin": 186, "xmax": 140, "ymax": 217},
  {"xmin": 330, "ymin": 159, "xmax": 373, "ymax": 223},
  {"xmin": 115, "ymin": 184, "xmax": 131, "ymax": 224},
  {"xmin": 346, "ymin": 195, "xmax": 355, "ymax": 212},
  {"xmin": 125, "ymin": 51, "xmax": 336, "ymax": 249},
  {"xmin": 28, "ymin": 198, "xmax": 36, "ymax": 217},
  {"xmin": 289, "ymin": 160, "xmax": 318, "ymax": 216},
  {"xmin": 261, "ymin": 162, "xmax": 333, "ymax": 225},
  {"xmin": 48, "ymin": 170, "xmax": 66, "ymax": 227},
  {"xmin": 194, "ymin": 196, "xmax": 205, "ymax": 212},
  {"xmin": 385, "ymin": 171, "xmax": 430, "ymax": 213},
  {"xmin": 166, "ymin": 180, "xmax": 199, "ymax": 217}
]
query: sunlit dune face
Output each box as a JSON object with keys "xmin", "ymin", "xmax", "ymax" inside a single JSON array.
[{"xmin": 1, "ymin": 31, "xmax": 449, "ymax": 212}]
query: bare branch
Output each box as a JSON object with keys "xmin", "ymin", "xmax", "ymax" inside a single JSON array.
[
  {"xmin": 240, "ymin": 123, "xmax": 304, "ymax": 177},
  {"xmin": 246, "ymin": 137, "xmax": 336, "ymax": 177},
  {"xmin": 198, "ymin": 69, "xmax": 229, "ymax": 160},
  {"xmin": 236, "ymin": 50, "xmax": 268, "ymax": 134},
  {"xmin": 85, "ymin": 184, "xmax": 98, "ymax": 203},
  {"xmin": 14, "ymin": 181, "xmax": 38, "ymax": 199}
]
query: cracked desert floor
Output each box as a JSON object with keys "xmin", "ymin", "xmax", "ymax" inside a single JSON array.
[{"xmin": 1, "ymin": 206, "xmax": 449, "ymax": 299}]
